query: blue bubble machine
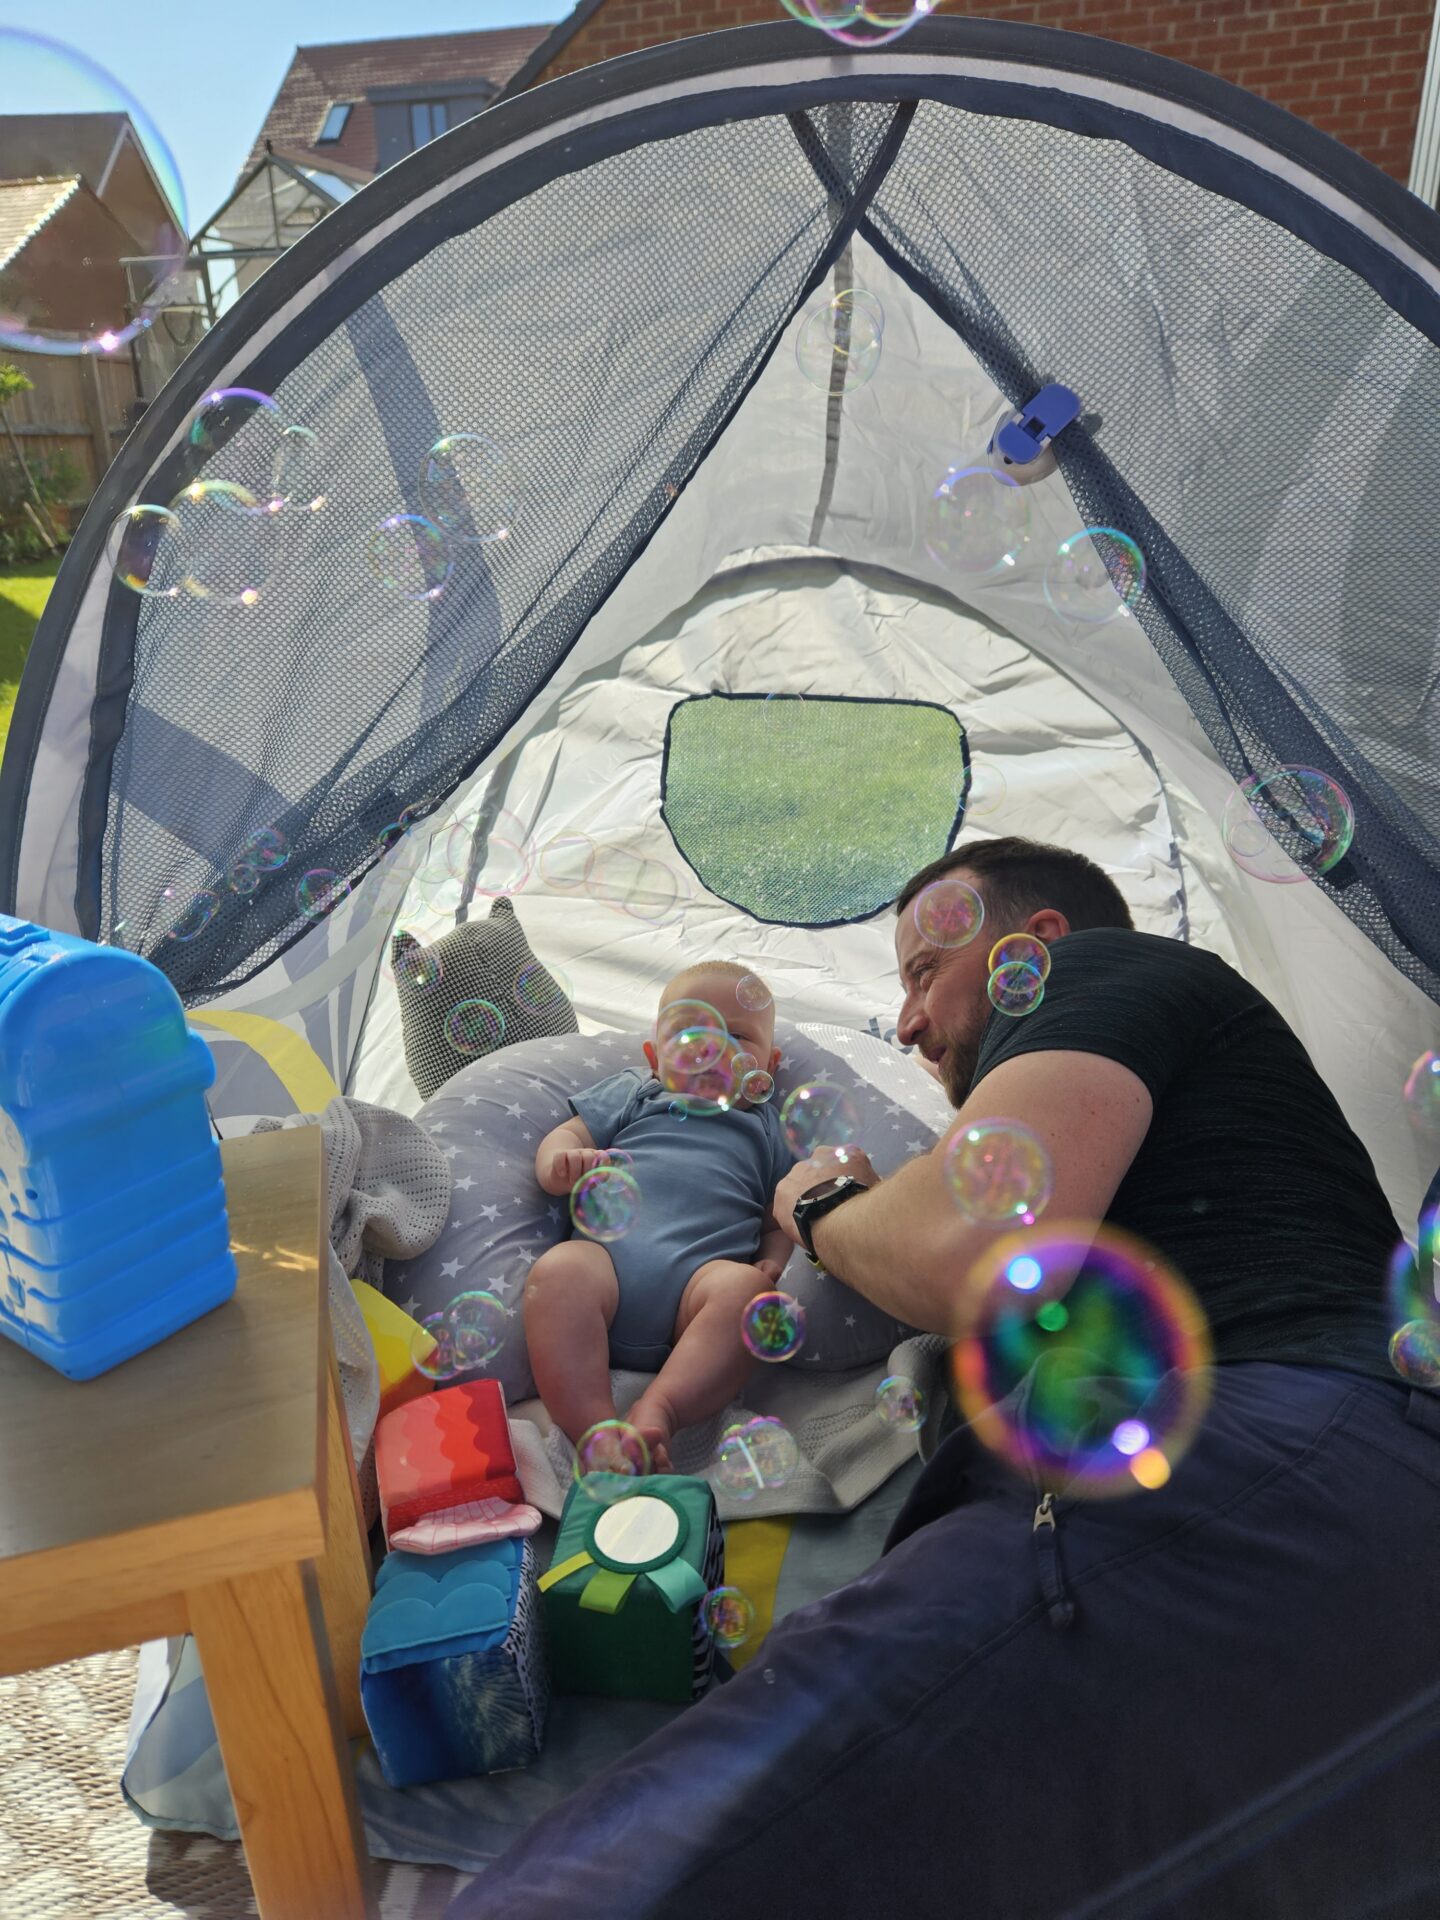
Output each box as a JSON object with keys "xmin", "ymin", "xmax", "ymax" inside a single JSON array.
[{"xmin": 0, "ymin": 914, "xmax": 237, "ymax": 1380}]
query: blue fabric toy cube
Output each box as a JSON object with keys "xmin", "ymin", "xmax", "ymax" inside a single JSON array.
[{"xmin": 359, "ymin": 1535, "xmax": 550, "ymax": 1788}]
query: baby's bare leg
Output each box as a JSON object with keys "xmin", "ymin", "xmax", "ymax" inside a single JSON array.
[
  {"xmin": 523, "ymin": 1240, "xmax": 621, "ymax": 1449},
  {"xmin": 628, "ymin": 1260, "xmax": 763, "ymax": 1464}
]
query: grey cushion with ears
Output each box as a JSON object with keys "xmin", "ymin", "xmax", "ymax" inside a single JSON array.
[
  {"xmin": 384, "ymin": 1018, "xmax": 956, "ymax": 1401},
  {"xmin": 392, "ymin": 896, "xmax": 579, "ymax": 1101}
]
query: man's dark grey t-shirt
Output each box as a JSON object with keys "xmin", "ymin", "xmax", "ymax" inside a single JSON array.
[{"xmin": 971, "ymin": 927, "xmax": 1402, "ymax": 1382}]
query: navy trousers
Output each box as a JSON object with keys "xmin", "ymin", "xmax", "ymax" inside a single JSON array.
[{"xmin": 445, "ymin": 1364, "xmax": 1440, "ymax": 1919}]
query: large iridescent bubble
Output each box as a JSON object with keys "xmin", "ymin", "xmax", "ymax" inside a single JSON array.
[
  {"xmin": 0, "ymin": 31, "xmax": 187, "ymax": 357},
  {"xmin": 924, "ymin": 464, "xmax": 1029, "ymax": 576},
  {"xmin": 951, "ymin": 1223, "xmax": 1213, "ymax": 1498},
  {"xmin": 1221, "ymin": 767, "xmax": 1355, "ymax": 885},
  {"xmin": 944, "ymin": 1120, "xmax": 1053, "ymax": 1226}
]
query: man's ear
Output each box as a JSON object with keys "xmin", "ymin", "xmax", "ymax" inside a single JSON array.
[{"xmin": 643, "ymin": 1039, "xmax": 659, "ymax": 1074}]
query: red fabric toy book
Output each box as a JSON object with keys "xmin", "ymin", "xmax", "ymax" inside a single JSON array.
[{"xmin": 375, "ymin": 1377, "xmax": 525, "ymax": 1544}]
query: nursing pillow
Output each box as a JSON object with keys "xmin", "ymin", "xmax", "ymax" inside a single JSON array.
[
  {"xmin": 385, "ymin": 1019, "xmax": 956, "ymax": 1403},
  {"xmin": 392, "ymin": 895, "xmax": 579, "ymax": 1100}
]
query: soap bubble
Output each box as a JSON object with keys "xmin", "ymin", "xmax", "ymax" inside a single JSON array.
[
  {"xmin": 656, "ymin": 999, "xmax": 737, "ymax": 1112},
  {"xmin": 1402, "ymin": 1051, "xmax": 1440, "ymax": 1135},
  {"xmin": 740, "ymin": 1290, "xmax": 807, "ymax": 1362},
  {"xmin": 987, "ymin": 933, "xmax": 1051, "ymax": 980},
  {"xmin": 795, "ymin": 287, "xmax": 884, "ymax": 392},
  {"xmin": 735, "ymin": 973, "xmax": 773, "ymax": 1013},
  {"xmin": 388, "ymin": 936, "xmax": 442, "ymax": 992},
  {"xmin": 591, "ymin": 845, "xmax": 683, "ymax": 925},
  {"xmin": 514, "ymin": 961, "xmax": 571, "ymax": 1014},
  {"xmin": 924, "ymin": 465, "xmax": 1028, "ymax": 576},
  {"xmin": 715, "ymin": 1416, "xmax": 800, "ymax": 1498},
  {"xmin": 571, "ymin": 1165, "xmax": 641, "ymax": 1242},
  {"xmin": 168, "ymin": 479, "xmax": 273, "ymax": 605},
  {"xmin": 239, "ymin": 826, "xmax": 289, "ymax": 872},
  {"xmin": 780, "ymin": 1080, "xmax": 859, "ymax": 1157},
  {"xmin": 669, "ymin": 1101, "xmax": 689, "ymax": 1122},
  {"xmin": 732, "ymin": 1052, "xmax": 759, "ymax": 1078},
  {"xmin": 445, "ymin": 998, "xmax": 506, "ymax": 1057},
  {"xmin": 419, "ymin": 433, "xmax": 519, "ymax": 544},
  {"xmin": 106, "ymin": 504, "xmax": 185, "ymax": 598},
  {"xmin": 1043, "ymin": 527, "xmax": 1147, "ymax": 624},
  {"xmin": 966, "ymin": 761, "xmax": 1007, "ymax": 817},
  {"xmin": 447, "ymin": 1290, "xmax": 508, "ymax": 1368},
  {"xmin": 741, "ymin": 1069, "xmax": 776, "ymax": 1104},
  {"xmin": 785, "ymin": 0, "xmax": 937, "ymax": 50},
  {"xmin": 160, "ymin": 889, "xmax": 218, "ymax": 942},
  {"xmin": 0, "ymin": 30, "xmax": 187, "ymax": 357},
  {"xmin": 1389, "ymin": 1321, "xmax": 1440, "ymax": 1388},
  {"xmin": 296, "ymin": 869, "xmax": 351, "ymax": 919},
  {"xmin": 228, "ymin": 861, "xmax": 261, "ymax": 895},
  {"xmin": 412, "ymin": 1311, "xmax": 460, "ymax": 1382},
  {"xmin": 368, "ymin": 513, "xmax": 453, "ymax": 601},
  {"xmin": 1221, "ymin": 767, "xmax": 1355, "ymax": 885},
  {"xmin": 913, "ymin": 876, "xmax": 985, "ymax": 949},
  {"xmin": 703, "ymin": 1586, "xmax": 756, "ymax": 1648},
  {"xmin": 188, "ymin": 388, "xmax": 290, "ymax": 506},
  {"xmin": 574, "ymin": 1419, "xmax": 651, "ymax": 1501},
  {"xmin": 270, "ymin": 425, "xmax": 324, "ymax": 513},
  {"xmin": 1385, "ymin": 1210, "xmax": 1439, "ymax": 1391},
  {"xmin": 537, "ymin": 833, "xmax": 598, "ymax": 890},
  {"xmin": 875, "ymin": 1375, "xmax": 926, "ymax": 1430},
  {"xmin": 988, "ymin": 960, "xmax": 1045, "ymax": 1017},
  {"xmin": 944, "ymin": 1120, "xmax": 1053, "ymax": 1225},
  {"xmin": 951, "ymin": 1223, "xmax": 1213, "ymax": 1498}
]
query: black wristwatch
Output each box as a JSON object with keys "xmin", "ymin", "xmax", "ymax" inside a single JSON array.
[{"xmin": 792, "ymin": 1174, "xmax": 867, "ymax": 1266}]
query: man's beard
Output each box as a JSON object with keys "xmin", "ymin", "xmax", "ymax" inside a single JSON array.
[{"xmin": 939, "ymin": 1031, "xmax": 982, "ymax": 1110}]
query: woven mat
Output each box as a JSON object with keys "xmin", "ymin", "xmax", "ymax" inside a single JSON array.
[{"xmin": 0, "ymin": 1649, "xmax": 475, "ymax": 1919}]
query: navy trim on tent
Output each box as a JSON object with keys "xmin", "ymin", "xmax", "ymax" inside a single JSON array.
[
  {"xmin": 9, "ymin": 16, "xmax": 1440, "ymax": 919},
  {"xmin": 659, "ymin": 690, "xmax": 973, "ymax": 931}
]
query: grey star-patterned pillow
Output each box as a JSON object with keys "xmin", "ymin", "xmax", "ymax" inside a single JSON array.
[
  {"xmin": 384, "ymin": 1018, "xmax": 956, "ymax": 1396},
  {"xmin": 393, "ymin": 895, "xmax": 578, "ymax": 1101}
]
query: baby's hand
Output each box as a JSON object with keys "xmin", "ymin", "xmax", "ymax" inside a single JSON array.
[
  {"xmin": 754, "ymin": 1256, "xmax": 787, "ymax": 1287},
  {"xmin": 546, "ymin": 1145, "xmax": 615, "ymax": 1192}
]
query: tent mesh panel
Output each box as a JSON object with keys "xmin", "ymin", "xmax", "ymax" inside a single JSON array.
[
  {"xmin": 99, "ymin": 102, "xmax": 905, "ymax": 999},
  {"xmin": 867, "ymin": 101, "xmax": 1440, "ymax": 1004}
]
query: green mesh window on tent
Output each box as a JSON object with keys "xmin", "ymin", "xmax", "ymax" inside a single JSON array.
[{"xmin": 661, "ymin": 695, "xmax": 968, "ymax": 927}]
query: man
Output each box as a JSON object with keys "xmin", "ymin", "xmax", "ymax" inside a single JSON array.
[{"xmin": 449, "ymin": 837, "xmax": 1440, "ymax": 1919}]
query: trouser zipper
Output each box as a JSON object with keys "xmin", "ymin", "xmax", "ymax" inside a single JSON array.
[{"xmin": 1032, "ymin": 1492, "xmax": 1076, "ymax": 1630}]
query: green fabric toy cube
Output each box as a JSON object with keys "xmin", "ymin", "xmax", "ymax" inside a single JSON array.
[{"xmin": 537, "ymin": 1475, "xmax": 724, "ymax": 1705}]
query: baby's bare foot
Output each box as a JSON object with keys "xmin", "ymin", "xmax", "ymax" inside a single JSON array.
[{"xmin": 627, "ymin": 1409, "xmax": 675, "ymax": 1474}]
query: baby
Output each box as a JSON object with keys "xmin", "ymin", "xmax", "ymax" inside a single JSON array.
[{"xmin": 524, "ymin": 961, "xmax": 793, "ymax": 1472}]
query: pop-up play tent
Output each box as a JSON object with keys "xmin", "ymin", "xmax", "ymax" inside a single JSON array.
[{"xmin": 2, "ymin": 10, "xmax": 1438, "ymax": 1889}]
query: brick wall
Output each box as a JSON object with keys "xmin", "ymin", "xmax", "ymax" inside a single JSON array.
[{"xmin": 530, "ymin": 0, "xmax": 1433, "ymax": 184}]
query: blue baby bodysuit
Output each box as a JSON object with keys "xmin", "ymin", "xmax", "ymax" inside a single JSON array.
[{"xmin": 567, "ymin": 1070, "xmax": 795, "ymax": 1371}]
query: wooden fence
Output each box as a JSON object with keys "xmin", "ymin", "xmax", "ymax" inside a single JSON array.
[{"xmin": 1, "ymin": 345, "xmax": 139, "ymax": 518}]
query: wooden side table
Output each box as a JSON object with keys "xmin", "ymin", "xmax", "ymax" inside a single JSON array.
[{"xmin": 0, "ymin": 1127, "xmax": 379, "ymax": 1920}]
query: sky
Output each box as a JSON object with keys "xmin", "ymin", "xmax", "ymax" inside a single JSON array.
[{"xmin": 2, "ymin": 1, "xmax": 560, "ymax": 231}]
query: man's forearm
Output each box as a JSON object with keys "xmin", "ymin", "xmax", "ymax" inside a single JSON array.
[{"xmin": 808, "ymin": 1152, "xmax": 975, "ymax": 1335}]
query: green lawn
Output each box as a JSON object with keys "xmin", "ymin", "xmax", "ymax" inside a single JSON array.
[{"xmin": 0, "ymin": 557, "xmax": 59, "ymax": 767}]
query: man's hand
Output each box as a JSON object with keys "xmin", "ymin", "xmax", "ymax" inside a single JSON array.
[
  {"xmin": 539, "ymin": 1145, "xmax": 616, "ymax": 1196},
  {"xmin": 771, "ymin": 1146, "xmax": 881, "ymax": 1245}
]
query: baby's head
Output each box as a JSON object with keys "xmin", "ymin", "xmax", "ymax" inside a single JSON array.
[{"xmin": 643, "ymin": 961, "xmax": 781, "ymax": 1109}]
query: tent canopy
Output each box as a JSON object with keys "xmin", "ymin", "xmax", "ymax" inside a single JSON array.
[{"xmin": 2, "ymin": 17, "xmax": 1436, "ymax": 1236}]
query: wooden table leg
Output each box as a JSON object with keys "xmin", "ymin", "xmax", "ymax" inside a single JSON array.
[
  {"xmin": 315, "ymin": 1350, "xmax": 374, "ymax": 1741},
  {"xmin": 189, "ymin": 1558, "xmax": 378, "ymax": 1920}
]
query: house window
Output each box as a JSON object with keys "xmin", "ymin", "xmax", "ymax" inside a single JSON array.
[
  {"xmin": 316, "ymin": 102, "xmax": 352, "ymax": 143},
  {"xmin": 408, "ymin": 100, "xmax": 448, "ymax": 149}
]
